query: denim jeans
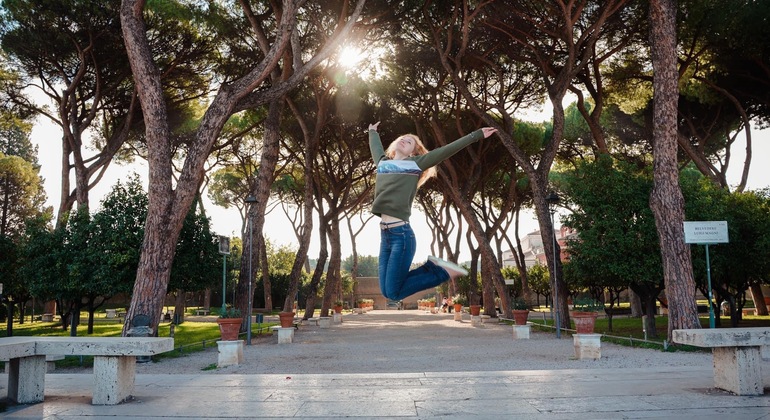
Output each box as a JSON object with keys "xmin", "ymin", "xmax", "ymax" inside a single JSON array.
[{"xmin": 379, "ymin": 223, "xmax": 449, "ymax": 300}]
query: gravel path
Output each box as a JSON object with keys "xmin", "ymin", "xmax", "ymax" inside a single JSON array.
[{"xmin": 110, "ymin": 310, "xmax": 719, "ymax": 375}]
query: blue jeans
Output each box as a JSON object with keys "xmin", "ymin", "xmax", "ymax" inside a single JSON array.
[{"xmin": 379, "ymin": 223, "xmax": 449, "ymax": 300}]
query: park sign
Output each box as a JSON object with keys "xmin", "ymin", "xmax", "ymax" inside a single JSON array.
[
  {"xmin": 684, "ymin": 220, "xmax": 728, "ymax": 329},
  {"xmin": 683, "ymin": 221, "xmax": 729, "ymax": 244}
]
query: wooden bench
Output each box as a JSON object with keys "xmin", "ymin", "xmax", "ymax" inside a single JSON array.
[
  {"xmin": 672, "ymin": 328, "xmax": 770, "ymax": 395},
  {"xmin": 0, "ymin": 336, "xmax": 173, "ymax": 405}
]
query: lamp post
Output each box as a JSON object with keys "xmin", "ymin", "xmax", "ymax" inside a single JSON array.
[
  {"xmin": 245, "ymin": 196, "xmax": 258, "ymax": 345},
  {"xmin": 545, "ymin": 191, "xmax": 561, "ymax": 339},
  {"xmin": 218, "ymin": 236, "xmax": 230, "ymax": 315}
]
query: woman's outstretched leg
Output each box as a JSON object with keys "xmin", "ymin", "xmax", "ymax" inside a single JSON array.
[{"xmin": 379, "ymin": 224, "xmax": 416, "ymax": 299}]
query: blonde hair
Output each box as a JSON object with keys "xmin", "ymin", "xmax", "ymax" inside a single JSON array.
[{"xmin": 385, "ymin": 134, "xmax": 437, "ymax": 188}]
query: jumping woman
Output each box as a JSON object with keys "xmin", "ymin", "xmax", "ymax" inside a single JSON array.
[{"xmin": 368, "ymin": 121, "xmax": 498, "ymax": 301}]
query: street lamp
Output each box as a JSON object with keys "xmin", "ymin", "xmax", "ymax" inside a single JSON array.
[
  {"xmin": 245, "ymin": 195, "xmax": 258, "ymax": 345},
  {"xmin": 545, "ymin": 191, "xmax": 561, "ymax": 339},
  {"xmin": 218, "ymin": 236, "xmax": 230, "ymax": 316}
]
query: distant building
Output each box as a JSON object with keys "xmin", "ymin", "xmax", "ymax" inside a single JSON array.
[{"xmin": 502, "ymin": 226, "xmax": 577, "ymax": 269}]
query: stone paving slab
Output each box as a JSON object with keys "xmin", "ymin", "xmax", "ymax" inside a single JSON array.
[
  {"xmin": 3, "ymin": 367, "xmax": 770, "ymax": 418},
  {"xmin": 3, "ymin": 310, "xmax": 770, "ymax": 418}
]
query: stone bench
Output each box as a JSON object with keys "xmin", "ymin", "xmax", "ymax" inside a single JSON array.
[
  {"xmin": 2, "ymin": 354, "xmax": 64, "ymax": 373},
  {"xmin": 741, "ymin": 308, "xmax": 756, "ymax": 316},
  {"xmin": 0, "ymin": 336, "xmax": 173, "ymax": 405},
  {"xmin": 270, "ymin": 326, "xmax": 295, "ymax": 344},
  {"xmin": 195, "ymin": 309, "xmax": 210, "ymax": 316},
  {"xmin": 672, "ymin": 328, "xmax": 770, "ymax": 395},
  {"xmin": 304, "ymin": 317, "xmax": 321, "ymax": 326}
]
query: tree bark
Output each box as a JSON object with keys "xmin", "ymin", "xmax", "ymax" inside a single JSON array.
[
  {"xmin": 303, "ymin": 214, "xmax": 329, "ymax": 319},
  {"xmin": 119, "ymin": 0, "xmax": 365, "ymax": 334},
  {"xmin": 235, "ymin": 100, "xmax": 283, "ymax": 327},
  {"xmin": 749, "ymin": 282, "xmax": 767, "ymax": 316},
  {"xmin": 648, "ymin": 0, "xmax": 701, "ymax": 340},
  {"xmin": 320, "ymin": 217, "xmax": 343, "ymax": 317}
]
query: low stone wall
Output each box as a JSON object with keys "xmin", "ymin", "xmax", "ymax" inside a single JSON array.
[{"xmin": 355, "ymin": 277, "xmax": 437, "ymax": 310}]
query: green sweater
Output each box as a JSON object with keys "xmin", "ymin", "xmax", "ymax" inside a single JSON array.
[{"xmin": 369, "ymin": 129, "xmax": 484, "ymax": 221}]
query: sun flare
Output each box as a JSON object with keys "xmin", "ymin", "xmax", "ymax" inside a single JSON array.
[{"xmin": 337, "ymin": 45, "xmax": 364, "ymax": 69}]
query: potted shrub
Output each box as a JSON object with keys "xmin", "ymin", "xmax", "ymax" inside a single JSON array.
[
  {"xmin": 425, "ymin": 296, "xmax": 436, "ymax": 311},
  {"xmin": 333, "ymin": 300, "xmax": 343, "ymax": 314},
  {"xmin": 469, "ymin": 301, "xmax": 482, "ymax": 316},
  {"xmin": 570, "ymin": 297, "xmax": 604, "ymax": 334},
  {"xmin": 278, "ymin": 310, "xmax": 295, "ymax": 328},
  {"xmin": 512, "ymin": 297, "xmax": 530, "ymax": 325},
  {"xmin": 453, "ymin": 294, "xmax": 467, "ymax": 313},
  {"xmin": 217, "ymin": 307, "xmax": 242, "ymax": 341}
]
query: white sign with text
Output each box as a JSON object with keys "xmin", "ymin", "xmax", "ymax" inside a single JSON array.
[{"xmin": 683, "ymin": 221, "xmax": 729, "ymax": 244}]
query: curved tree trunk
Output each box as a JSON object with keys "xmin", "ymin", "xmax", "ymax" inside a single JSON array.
[
  {"xmin": 320, "ymin": 216, "xmax": 343, "ymax": 317},
  {"xmin": 235, "ymin": 100, "xmax": 283, "ymax": 329},
  {"xmin": 119, "ymin": 0, "xmax": 365, "ymax": 335},
  {"xmin": 648, "ymin": 0, "xmax": 701, "ymax": 340},
  {"xmin": 259, "ymin": 235, "xmax": 272, "ymax": 312},
  {"xmin": 303, "ymin": 217, "xmax": 329, "ymax": 319}
]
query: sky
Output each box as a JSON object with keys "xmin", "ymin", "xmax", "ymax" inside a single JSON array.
[{"xmin": 29, "ymin": 112, "xmax": 769, "ymax": 264}]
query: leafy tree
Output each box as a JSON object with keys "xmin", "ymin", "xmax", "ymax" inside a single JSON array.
[
  {"xmin": 562, "ymin": 155, "xmax": 664, "ymax": 336},
  {"xmin": 121, "ymin": 0, "xmax": 367, "ymax": 333},
  {"xmin": 526, "ymin": 265, "xmax": 551, "ymax": 308},
  {"xmin": 342, "ymin": 255, "xmax": 378, "ymax": 278},
  {"xmin": 90, "ymin": 175, "xmax": 148, "ymax": 302},
  {"xmin": 417, "ymin": 0, "xmax": 633, "ymax": 328},
  {"xmin": 501, "ymin": 266, "xmax": 522, "ymax": 301},
  {"xmin": 0, "ymin": 0, "xmax": 215, "ymax": 225},
  {"xmin": 254, "ymin": 242, "xmax": 308, "ymax": 310},
  {"xmin": 0, "ymin": 153, "xmax": 45, "ymax": 237},
  {"xmin": 683, "ymin": 178, "xmax": 770, "ymax": 325},
  {"xmin": 168, "ymin": 203, "xmax": 220, "ymax": 323}
]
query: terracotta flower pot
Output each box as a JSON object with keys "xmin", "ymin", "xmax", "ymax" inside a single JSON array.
[
  {"xmin": 217, "ymin": 317, "xmax": 242, "ymax": 341},
  {"xmin": 453, "ymin": 303, "xmax": 463, "ymax": 313},
  {"xmin": 469, "ymin": 305, "xmax": 481, "ymax": 316},
  {"xmin": 571, "ymin": 311, "xmax": 598, "ymax": 334},
  {"xmin": 279, "ymin": 311, "xmax": 295, "ymax": 328},
  {"xmin": 334, "ymin": 305, "xmax": 343, "ymax": 314},
  {"xmin": 512, "ymin": 309, "xmax": 529, "ymax": 325}
]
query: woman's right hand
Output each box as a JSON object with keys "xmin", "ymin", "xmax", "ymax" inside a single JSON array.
[
  {"xmin": 369, "ymin": 121, "xmax": 380, "ymax": 132},
  {"xmin": 481, "ymin": 127, "xmax": 498, "ymax": 138}
]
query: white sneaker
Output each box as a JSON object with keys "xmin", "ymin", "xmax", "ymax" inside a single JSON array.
[{"xmin": 428, "ymin": 256, "xmax": 468, "ymax": 278}]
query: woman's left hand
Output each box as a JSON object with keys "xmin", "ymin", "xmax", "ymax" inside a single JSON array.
[{"xmin": 481, "ymin": 127, "xmax": 498, "ymax": 138}]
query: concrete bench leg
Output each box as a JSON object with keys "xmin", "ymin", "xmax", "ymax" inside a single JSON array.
[
  {"xmin": 713, "ymin": 346, "xmax": 763, "ymax": 395},
  {"xmin": 512, "ymin": 325, "xmax": 531, "ymax": 339},
  {"xmin": 8, "ymin": 355, "xmax": 46, "ymax": 404},
  {"xmin": 218, "ymin": 340, "xmax": 244, "ymax": 367},
  {"xmin": 276, "ymin": 327, "xmax": 295, "ymax": 344},
  {"xmin": 92, "ymin": 356, "xmax": 136, "ymax": 405},
  {"xmin": 573, "ymin": 334, "xmax": 602, "ymax": 360}
]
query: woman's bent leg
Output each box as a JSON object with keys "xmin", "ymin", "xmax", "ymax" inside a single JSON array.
[
  {"xmin": 389, "ymin": 260, "xmax": 449, "ymax": 300},
  {"xmin": 380, "ymin": 224, "xmax": 452, "ymax": 301}
]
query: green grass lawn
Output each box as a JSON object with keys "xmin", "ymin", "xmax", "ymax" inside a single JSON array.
[
  {"xmin": 526, "ymin": 310, "xmax": 770, "ymax": 351},
  {"xmin": 0, "ymin": 311, "xmax": 278, "ymax": 368}
]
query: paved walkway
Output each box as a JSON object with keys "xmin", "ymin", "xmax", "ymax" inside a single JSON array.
[{"xmin": 3, "ymin": 310, "xmax": 770, "ymax": 419}]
